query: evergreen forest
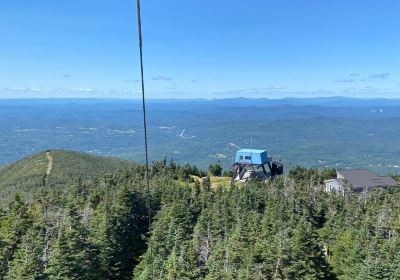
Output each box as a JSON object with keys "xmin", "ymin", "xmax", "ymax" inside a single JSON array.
[{"xmin": 1, "ymin": 150, "xmax": 400, "ymax": 279}]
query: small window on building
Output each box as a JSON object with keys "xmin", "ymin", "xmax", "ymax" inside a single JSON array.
[
  {"xmin": 240, "ymin": 156, "xmax": 243, "ymax": 160},
  {"xmin": 245, "ymin": 156, "xmax": 251, "ymax": 160}
]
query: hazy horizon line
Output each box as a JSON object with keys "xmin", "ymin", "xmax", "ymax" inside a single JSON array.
[{"xmin": 1, "ymin": 96, "xmax": 400, "ymax": 101}]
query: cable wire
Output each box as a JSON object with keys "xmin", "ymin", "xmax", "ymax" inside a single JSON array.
[{"xmin": 135, "ymin": 0, "xmax": 153, "ymax": 278}]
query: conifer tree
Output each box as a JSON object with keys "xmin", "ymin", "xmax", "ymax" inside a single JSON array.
[
  {"xmin": 0, "ymin": 194, "xmax": 33, "ymax": 278},
  {"xmin": 5, "ymin": 225, "xmax": 47, "ymax": 280},
  {"xmin": 47, "ymin": 204, "xmax": 100, "ymax": 280}
]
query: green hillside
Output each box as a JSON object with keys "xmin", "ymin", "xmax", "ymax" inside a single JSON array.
[
  {"xmin": 0, "ymin": 149, "xmax": 130, "ymax": 201},
  {"xmin": 1, "ymin": 151, "xmax": 400, "ymax": 279}
]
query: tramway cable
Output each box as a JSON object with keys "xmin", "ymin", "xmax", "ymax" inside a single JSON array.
[{"xmin": 135, "ymin": 0, "xmax": 153, "ymax": 278}]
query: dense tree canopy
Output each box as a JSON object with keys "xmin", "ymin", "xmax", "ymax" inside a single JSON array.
[{"xmin": 0, "ymin": 154, "xmax": 399, "ymax": 279}]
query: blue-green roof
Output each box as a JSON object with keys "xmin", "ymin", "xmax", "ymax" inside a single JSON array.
[
  {"xmin": 235, "ymin": 149, "xmax": 269, "ymax": 165},
  {"xmin": 237, "ymin": 149, "xmax": 266, "ymax": 154}
]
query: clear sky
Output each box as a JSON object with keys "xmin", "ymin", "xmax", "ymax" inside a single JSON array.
[{"xmin": 1, "ymin": 0, "xmax": 399, "ymax": 99}]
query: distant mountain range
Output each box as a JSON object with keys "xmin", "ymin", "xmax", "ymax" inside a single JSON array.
[
  {"xmin": 103, "ymin": 96, "xmax": 400, "ymax": 107},
  {"xmin": 2, "ymin": 96, "xmax": 400, "ymax": 107}
]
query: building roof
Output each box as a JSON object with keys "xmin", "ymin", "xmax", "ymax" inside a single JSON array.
[
  {"xmin": 237, "ymin": 149, "xmax": 266, "ymax": 154},
  {"xmin": 337, "ymin": 169, "xmax": 397, "ymax": 189},
  {"xmin": 324, "ymin": 179, "xmax": 338, "ymax": 183}
]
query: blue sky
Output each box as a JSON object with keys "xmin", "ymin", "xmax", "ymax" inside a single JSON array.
[{"xmin": 0, "ymin": 0, "xmax": 399, "ymax": 99}]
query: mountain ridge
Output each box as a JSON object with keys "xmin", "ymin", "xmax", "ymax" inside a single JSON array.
[{"xmin": 0, "ymin": 149, "xmax": 132, "ymax": 201}]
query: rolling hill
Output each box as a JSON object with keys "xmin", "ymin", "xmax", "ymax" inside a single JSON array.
[{"xmin": 0, "ymin": 149, "xmax": 130, "ymax": 201}]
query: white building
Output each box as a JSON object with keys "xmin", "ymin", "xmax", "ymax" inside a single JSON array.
[{"xmin": 324, "ymin": 179, "xmax": 344, "ymax": 194}]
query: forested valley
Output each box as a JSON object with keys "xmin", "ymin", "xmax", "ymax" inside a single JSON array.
[{"xmin": 1, "ymin": 151, "xmax": 400, "ymax": 279}]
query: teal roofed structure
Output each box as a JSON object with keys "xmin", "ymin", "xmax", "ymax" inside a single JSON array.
[
  {"xmin": 232, "ymin": 148, "xmax": 283, "ymax": 181},
  {"xmin": 235, "ymin": 149, "xmax": 268, "ymax": 165}
]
